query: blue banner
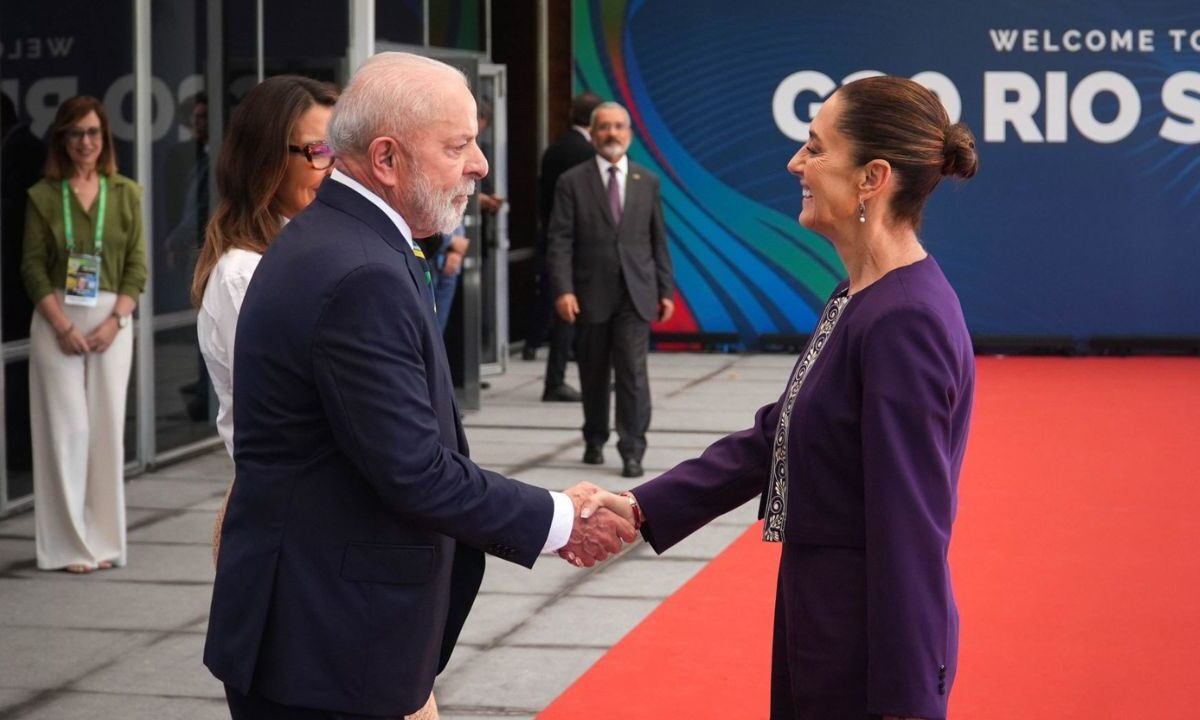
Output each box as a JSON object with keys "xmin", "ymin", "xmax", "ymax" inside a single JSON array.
[{"xmin": 575, "ymin": 0, "xmax": 1200, "ymax": 341}]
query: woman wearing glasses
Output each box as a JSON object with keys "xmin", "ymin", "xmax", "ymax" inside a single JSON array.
[
  {"xmin": 192, "ymin": 76, "xmax": 338, "ymax": 560},
  {"xmin": 21, "ymin": 96, "xmax": 147, "ymax": 574}
]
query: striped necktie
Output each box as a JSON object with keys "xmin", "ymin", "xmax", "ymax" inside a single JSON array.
[{"xmin": 411, "ymin": 244, "xmax": 437, "ymax": 313}]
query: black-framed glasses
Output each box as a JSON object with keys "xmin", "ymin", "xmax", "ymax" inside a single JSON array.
[{"xmin": 288, "ymin": 140, "xmax": 335, "ymax": 170}]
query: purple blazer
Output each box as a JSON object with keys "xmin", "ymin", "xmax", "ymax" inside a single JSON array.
[{"xmin": 634, "ymin": 257, "xmax": 973, "ymax": 719}]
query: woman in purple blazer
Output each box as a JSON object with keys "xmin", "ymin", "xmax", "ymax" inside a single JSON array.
[{"xmin": 583, "ymin": 77, "xmax": 978, "ymax": 719}]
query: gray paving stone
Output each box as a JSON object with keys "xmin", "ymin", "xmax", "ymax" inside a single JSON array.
[
  {"xmin": 478, "ymin": 553, "xmax": 593, "ymax": 595},
  {"xmin": 435, "ymin": 645, "xmax": 481, "ymax": 682},
  {"xmin": 0, "ymin": 538, "xmax": 34, "ymax": 569},
  {"xmin": 439, "ymin": 714, "xmax": 535, "ymax": 720},
  {"xmin": 570, "ymin": 558, "xmax": 707, "ymax": 599},
  {"xmin": 503, "ymin": 596, "xmax": 658, "ymax": 647},
  {"xmin": 456, "ymin": 593, "xmax": 547, "ymax": 646},
  {"xmin": 459, "ymin": 427, "xmax": 579, "ymax": 445},
  {"xmin": 0, "ymin": 578, "xmax": 210, "ymax": 631},
  {"xmin": 73, "ymin": 634, "xmax": 224, "ymax": 699},
  {"xmin": 124, "ymin": 480, "xmax": 227, "ymax": 510},
  {"xmin": 0, "ymin": 689, "xmax": 36, "ymax": 711},
  {"xmin": 13, "ymin": 692, "xmax": 228, "ymax": 720},
  {"xmin": 127, "ymin": 511, "xmax": 218, "ymax": 545},
  {"xmin": 148, "ymin": 451, "xmax": 234, "ymax": 480},
  {"xmin": 0, "ymin": 508, "xmax": 162, "ymax": 540},
  {"xmin": 0, "ymin": 627, "xmax": 155, "ymax": 690},
  {"xmin": 434, "ymin": 646, "xmax": 604, "ymax": 712},
  {"xmin": 76, "ymin": 543, "xmax": 215, "ymax": 584},
  {"xmin": 634, "ymin": 519, "xmax": 750, "ymax": 560}
]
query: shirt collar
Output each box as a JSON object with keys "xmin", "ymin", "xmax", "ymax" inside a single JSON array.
[
  {"xmin": 572, "ymin": 125, "xmax": 591, "ymax": 140},
  {"xmin": 596, "ymin": 154, "xmax": 628, "ymax": 176},
  {"xmin": 329, "ymin": 169, "xmax": 416, "ymax": 250}
]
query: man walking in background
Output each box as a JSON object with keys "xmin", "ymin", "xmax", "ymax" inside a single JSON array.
[
  {"xmin": 527, "ymin": 92, "xmax": 603, "ymax": 402},
  {"xmin": 547, "ymin": 101, "xmax": 674, "ymax": 478}
]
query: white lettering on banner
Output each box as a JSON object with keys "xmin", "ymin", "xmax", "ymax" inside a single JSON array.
[
  {"xmin": 772, "ymin": 70, "xmax": 962, "ymax": 141},
  {"xmin": 26, "ymin": 76, "xmax": 79, "ymax": 136},
  {"xmin": 1161, "ymin": 71, "xmax": 1200, "ymax": 144},
  {"xmin": 985, "ymin": 72, "xmax": 1043, "ymax": 142},
  {"xmin": 1167, "ymin": 29, "xmax": 1200, "ymax": 52},
  {"xmin": 0, "ymin": 37, "xmax": 75, "ymax": 60},
  {"xmin": 1070, "ymin": 72, "xmax": 1141, "ymax": 143},
  {"xmin": 772, "ymin": 71, "xmax": 837, "ymax": 141},
  {"xmin": 775, "ymin": 70, "xmax": 1200, "ymax": 145},
  {"xmin": 990, "ymin": 28, "xmax": 1161, "ymax": 53},
  {"xmin": 3, "ymin": 73, "xmax": 257, "ymax": 143}
]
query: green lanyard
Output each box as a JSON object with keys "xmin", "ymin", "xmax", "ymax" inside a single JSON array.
[{"xmin": 61, "ymin": 176, "xmax": 107, "ymax": 256}]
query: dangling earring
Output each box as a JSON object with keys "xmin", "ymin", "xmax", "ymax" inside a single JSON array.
[{"xmin": 858, "ymin": 201, "xmax": 866, "ymax": 223}]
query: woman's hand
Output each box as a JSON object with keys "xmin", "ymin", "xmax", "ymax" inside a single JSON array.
[
  {"xmin": 85, "ymin": 317, "xmax": 119, "ymax": 353},
  {"xmin": 56, "ymin": 324, "xmax": 90, "ymax": 356},
  {"xmin": 442, "ymin": 250, "xmax": 463, "ymax": 277}
]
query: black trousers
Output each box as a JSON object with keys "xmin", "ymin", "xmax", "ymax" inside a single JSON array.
[
  {"xmin": 575, "ymin": 294, "xmax": 651, "ymax": 460},
  {"xmin": 528, "ymin": 246, "xmax": 574, "ymax": 388},
  {"xmin": 225, "ymin": 685, "xmax": 400, "ymax": 720}
]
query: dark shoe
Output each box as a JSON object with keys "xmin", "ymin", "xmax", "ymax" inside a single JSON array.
[
  {"xmin": 542, "ymin": 384, "xmax": 582, "ymax": 402},
  {"xmin": 583, "ymin": 445, "xmax": 604, "ymax": 465},
  {"xmin": 521, "ymin": 345, "xmax": 538, "ymax": 361},
  {"xmin": 621, "ymin": 457, "xmax": 644, "ymax": 478}
]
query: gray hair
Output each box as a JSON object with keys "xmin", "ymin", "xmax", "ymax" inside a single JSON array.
[
  {"xmin": 328, "ymin": 52, "xmax": 468, "ymax": 157},
  {"xmin": 589, "ymin": 101, "xmax": 630, "ymax": 129}
]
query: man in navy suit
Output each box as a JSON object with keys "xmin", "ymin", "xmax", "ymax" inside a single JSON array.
[{"xmin": 204, "ymin": 53, "xmax": 634, "ymax": 719}]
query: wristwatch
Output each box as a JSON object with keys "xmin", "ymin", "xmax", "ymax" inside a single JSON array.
[{"xmin": 112, "ymin": 312, "xmax": 131, "ymax": 329}]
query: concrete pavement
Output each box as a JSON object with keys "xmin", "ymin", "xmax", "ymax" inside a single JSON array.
[{"xmin": 0, "ymin": 352, "xmax": 790, "ymax": 719}]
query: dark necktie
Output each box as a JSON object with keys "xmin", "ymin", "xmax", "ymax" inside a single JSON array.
[{"xmin": 607, "ymin": 165, "xmax": 622, "ymax": 224}]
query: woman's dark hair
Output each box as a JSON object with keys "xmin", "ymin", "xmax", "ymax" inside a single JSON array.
[
  {"xmin": 44, "ymin": 96, "xmax": 117, "ymax": 180},
  {"xmin": 836, "ymin": 76, "xmax": 978, "ymax": 228},
  {"xmin": 191, "ymin": 75, "xmax": 339, "ymax": 307}
]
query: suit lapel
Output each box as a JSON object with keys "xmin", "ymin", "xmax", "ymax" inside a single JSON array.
[{"xmin": 317, "ymin": 179, "xmax": 436, "ymax": 320}]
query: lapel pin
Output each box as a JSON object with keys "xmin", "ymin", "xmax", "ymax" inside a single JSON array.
[{"xmin": 632, "ymin": 173, "xmax": 641, "ymax": 180}]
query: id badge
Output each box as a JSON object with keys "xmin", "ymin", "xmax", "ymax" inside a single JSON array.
[{"xmin": 64, "ymin": 253, "xmax": 101, "ymax": 307}]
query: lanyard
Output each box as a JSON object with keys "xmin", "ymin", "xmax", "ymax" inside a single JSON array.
[{"xmin": 61, "ymin": 176, "xmax": 107, "ymax": 256}]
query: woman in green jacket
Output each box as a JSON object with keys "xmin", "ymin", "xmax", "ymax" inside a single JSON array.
[{"xmin": 21, "ymin": 96, "xmax": 146, "ymax": 574}]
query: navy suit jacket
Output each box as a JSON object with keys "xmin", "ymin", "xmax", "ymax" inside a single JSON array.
[{"xmin": 203, "ymin": 179, "xmax": 554, "ymax": 716}]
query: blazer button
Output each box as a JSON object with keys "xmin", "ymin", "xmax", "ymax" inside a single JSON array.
[{"xmin": 937, "ymin": 683, "xmax": 945, "ymax": 695}]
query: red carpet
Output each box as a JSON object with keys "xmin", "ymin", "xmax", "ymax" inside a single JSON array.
[{"xmin": 539, "ymin": 358, "xmax": 1200, "ymax": 719}]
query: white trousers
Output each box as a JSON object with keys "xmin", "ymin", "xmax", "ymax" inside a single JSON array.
[{"xmin": 30, "ymin": 291, "xmax": 133, "ymax": 570}]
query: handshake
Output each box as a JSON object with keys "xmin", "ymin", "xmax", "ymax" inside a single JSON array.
[{"xmin": 559, "ymin": 482, "xmax": 640, "ymax": 567}]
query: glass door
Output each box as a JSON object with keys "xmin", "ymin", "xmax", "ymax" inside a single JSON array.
[{"xmin": 477, "ymin": 62, "xmax": 508, "ymax": 377}]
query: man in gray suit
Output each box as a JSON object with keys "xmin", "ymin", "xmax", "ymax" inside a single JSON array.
[{"xmin": 547, "ymin": 102, "xmax": 674, "ymax": 478}]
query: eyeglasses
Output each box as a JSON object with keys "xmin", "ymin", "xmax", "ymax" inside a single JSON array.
[
  {"xmin": 66, "ymin": 127, "xmax": 102, "ymax": 143},
  {"xmin": 288, "ymin": 140, "xmax": 335, "ymax": 170}
]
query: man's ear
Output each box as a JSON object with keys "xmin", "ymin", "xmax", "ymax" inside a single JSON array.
[
  {"xmin": 367, "ymin": 137, "xmax": 401, "ymax": 187},
  {"xmin": 858, "ymin": 159, "xmax": 892, "ymax": 203}
]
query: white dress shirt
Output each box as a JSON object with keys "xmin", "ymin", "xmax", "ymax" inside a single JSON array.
[
  {"xmin": 328, "ymin": 169, "xmax": 576, "ymax": 553},
  {"xmin": 197, "ymin": 247, "xmax": 263, "ymax": 458},
  {"xmin": 595, "ymin": 154, "xmax": 629, "ymax": 211}
]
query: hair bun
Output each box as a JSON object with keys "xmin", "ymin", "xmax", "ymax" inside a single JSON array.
[{"xmin": 942, "ymin": 123, "xmax": 978, "ymax": 179}]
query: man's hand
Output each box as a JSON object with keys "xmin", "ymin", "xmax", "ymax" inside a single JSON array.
[
  {"xmin": 558, "ymin": 482, "xmax": 636, "ymax": 567},
  {"xmin": 442, "ymin": 234, "xmax": 469, "ymax": 276},
  {"xmin": 658, "ymin": 297, "xmax": 675, "ymax": 323},
  {"xmin": 85, "ymin": 317, "xmax": 119, "ymax": 353},
  {"xmin": 555, "ymin": 293, "xmax": 580, "ymax": 324},
  {"xmin": 479, "ymin": 193, "xmax": 503, "ymax": 214}
]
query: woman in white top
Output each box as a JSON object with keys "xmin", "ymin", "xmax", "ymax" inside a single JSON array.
[{"xmin": 191, "ymin": 76, "xmax": 338, "ymax": 560}]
